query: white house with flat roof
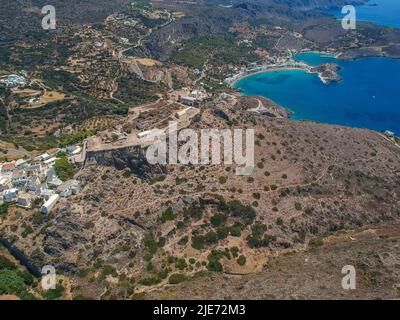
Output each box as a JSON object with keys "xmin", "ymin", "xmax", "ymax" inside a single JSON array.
[
  {"xmin": 179, "ymin": 96, "xmax": 197, "ymax": 106},
  {"xmin": 16, "ymin": 193, "xmax": 33, "ymax": 209},
  {"xmin": 0, "ymin": 176, "xmax": 11, "ymax": 192},
  {"xmin": 56, "ymin": 180, "xmax": 80, "ymax": 197},
  {"xmin": 3, "ymin": 189, "xmax": 18, "ymax": 203},
  {"xmin": 137, "ymin": 129, "xmax": 163, "ymax": 139},
  {"xmin": 11, "ymin": 170, "xmax": 28, "ymax": 188},
  {"xmin": 40, "ymin": 194, "xmax": 60, "ymax": 214}
]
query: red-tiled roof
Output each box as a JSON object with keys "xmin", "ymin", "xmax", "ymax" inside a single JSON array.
[
  {"xmin": 47, "ymin": 148, "xmax": 60, "ymax": 154},
  {"xmin": 2, "ymin": 163, "xmax": 15, "ymax": 170}
]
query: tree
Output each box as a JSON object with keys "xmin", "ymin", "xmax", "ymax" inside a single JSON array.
[
  {"xmin": 191, "ymin": 236, "xmax": 205, "ymax": 250},
  {"xmin": 159, "ymin": 207, "xmax": 176, "ymax": 223},
  {"xmin": 43, "ymin": 284, "xmax": 65, "ymax": 300},
  {"xmin": 0, "ymin": 203, "xmax": 8, "ymax": 218},
  {"xmin": 237, "ymin": 255, "xmax": 246, "ymax": 266},
  {"xmin": 54, "ymin": 156, "xmax": 74, "ymax": 181},
  {"xmin": 168, "ymin": 273, "xmax": 188, "ymax": 284},
  {"xmin": 204, "ymin": 231, "xmax": 218, "ymax": 245},
  {"xmin": 0, "ymin": 269, "xmax": 25, "ymax": 295},
  {"xmin": 207, "ymin": 260, "xmax": 223, "ymax": 272},
  {"xmin": 210, "ymin": 214, "xmax": 225, "ymax": 227}
]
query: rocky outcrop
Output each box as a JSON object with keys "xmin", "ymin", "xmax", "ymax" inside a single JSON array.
[
  {"xmin": 311, "ymin": 63, "xmax": 342, "ymax": 84},
  {"xmin": 43, "ymin": 204, "xmax": 87, "ymax": 258},
  {"xmin": 85, "ymin": 146, "xmax": 167, "ymax": 179},
  {"xmin": 0, "ymin": 238, "xmax": 41, "ymax": 277}
]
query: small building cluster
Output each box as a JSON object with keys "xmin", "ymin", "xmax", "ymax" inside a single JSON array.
[
  {"xmin": 0, "ymin": 74, "xmax": 27, "ymax": 88},
  {"xmin": 177, "ymin": 88, "xmax": 208, "ymax": 107},
  {"xmin": 0, "ymin": 145, "xmax": 82, "ymax": 215}
]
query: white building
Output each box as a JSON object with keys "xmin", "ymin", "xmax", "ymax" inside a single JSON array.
[
  {"xmin": 66, "ymin": 145, "xmax": 82, "ymax": 155},
  {"xmin": 0, "ymin": 176, "xmax": 11, "ymax": 192},
  {"xmin": 179, "ymin": 96, "xmax": 197, "ymax": 106},
  {"xmin": 40, "ymin": 194, "xmax": 60, "ymax": 214},
  {"xmin": 137, "ymin": 129, "xmax": 162, "ymax": 139},
  {"xmin": 26, "ymin": 176, "xmax": 41, "ymax": 192},
  {"xmin": 384, "ymin": 130, "xmax": 395, "ymax": 138},
  {"xmin": 15, "ymin": 159, "xmax": 28, "ymax": 168},
  {"xmin": 3, "ymin": 189, "xmax": 18, "ymax": 203},
  {"xmin": 27, "ymin": 163, "xmax": 45, "ymax": 179},
  {"xmin": 46, "ymin": 168, "xmax": 63, "ymax": 187},
  {"xmin": 11, "ymin": 170, "xmax": 28, "ymax": 188},
  {"xmin": 56, "ymin": 180, "xmax": 80, "ymax": 197},
  {"xmin": 37, "ymin": 187, "xmax": 55, "ymax": 198},
  {"xmin": 175, "ymin": 107, "xmax": 193, "ymax": 119},
  {"xmin": 43, "ymin": 157, "xmax": 58, "ymax": 166},
  {"xmin": 16, "ymin": 193, "xmax": 32, "ymax": 209}
]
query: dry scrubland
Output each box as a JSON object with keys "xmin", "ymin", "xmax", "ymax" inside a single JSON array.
[{"xmin": 2, "ymin": 97, "xmax": 399, "ymax": 299}]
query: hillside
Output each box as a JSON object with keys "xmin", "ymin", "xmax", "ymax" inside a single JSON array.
[{"xmin": 1, "ymin": 95, "xmax": 399, "ymax": 299}]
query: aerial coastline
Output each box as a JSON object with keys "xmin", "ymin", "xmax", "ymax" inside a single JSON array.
[
  {"xmin": 235, "ymin": 52, "xmax": 400, "ymax": 135},
  {"xmin": 226, "ymin": 51, "xmax": 342, "ymax": 87}
]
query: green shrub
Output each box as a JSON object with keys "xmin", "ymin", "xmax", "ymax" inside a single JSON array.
[
  {"xmin": 175, "ymin": 258, "xmax": 187, "ymax": 270},
  {"xmin": 0, "ymin": 203, "xmax": 8, "ymax": 218},
  {"xmin": 204, "ymin": 231, "xmax": 219, "ymax": 245},
  {"xmin": 143, "ymin": 233, "xmax": 158, "ymax": 254},
  {"xmin": 218, "ymin": 176, "xmax": 227, "ymax": 184},
  {"xmin": 230, "ymin": 247, "xmax": 239, "ymax": 258},
  {"xmin": 207, "ymin": 260, "xmax": 223, "ymax": 272},
  {"xmin": 191, "ymin": 235, "xmax": 205, "ymax": 250},
  {"xmin": 159, "ymin": 207, "xmax": 176, "ymax": 223},
  {"xmin": 210, "ymin": 214, "xmax": 226, "ymax": 227},
  {"xmin": 217, "ymin": 227, "xmax": 229, "ymax": 240},
  {"xmin": 178, "ymin": 236, "xmax": 188, "ymax": 246},
  {"xmin": 54, "ymin": 157, "xmax": 74, "ymax": 181},
  {"xmin": 309, "ymin": 237, "xmax": 324, "ymax": 248},
  {"xmin": 237, "ymin": 255, "xmax": 246, "ymax": 266},
  {"xmin": 43, "ymin": 284, "xmax": 65, "ymax": 300},
  {"xmin": 140, "ymin": 277, "xmax": 161, "ymax": 286},
  {"xmin": 168, "ymin": 273, "xmax": 188, "ymax": 284},
  {"xmin": 229, "ymin": 225, "xmax": 242, "ymax": 237}
]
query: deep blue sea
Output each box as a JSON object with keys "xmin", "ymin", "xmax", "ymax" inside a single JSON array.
[
  {"xmin": 235, "ymin": 53, "xmax": 400, "ymax": 133},
  {"xmin": 329, "ymin": 0, "xmax": 400, "ymax": 29},
  {"xmin": 235, "ymin": 0, "xmax": 400, "ymax": 133}
]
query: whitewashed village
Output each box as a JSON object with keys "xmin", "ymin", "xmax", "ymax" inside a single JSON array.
[{"xmin": 0, "ymin": 145, "xmax": 82, "ymax": 215}]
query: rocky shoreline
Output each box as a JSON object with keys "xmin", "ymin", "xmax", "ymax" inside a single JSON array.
[
  {"xmin": 310, "ymin": 62, "xmax": 342, "ymax": 84},
  {"xmin": 228, "ymin": 60, "xmax": 342, "ymax": 87}
]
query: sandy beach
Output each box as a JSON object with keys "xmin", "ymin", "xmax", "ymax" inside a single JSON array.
[{"xmin": 228, "ymin": 66, "xmax": 310, "ymax": 87}]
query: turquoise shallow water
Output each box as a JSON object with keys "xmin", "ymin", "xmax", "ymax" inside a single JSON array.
[
  {"xmin": 235, "ymin": 53, "xmax": 400, "ymax": 134},
  {"xmin": 329, "ymin": 0, "xmax": 400, "ymax": 29}
]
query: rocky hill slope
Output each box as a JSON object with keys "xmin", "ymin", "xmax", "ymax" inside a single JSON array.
[{"xmin": 1, "ymin": 95, "xmax": 399, "ymax": 299}]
